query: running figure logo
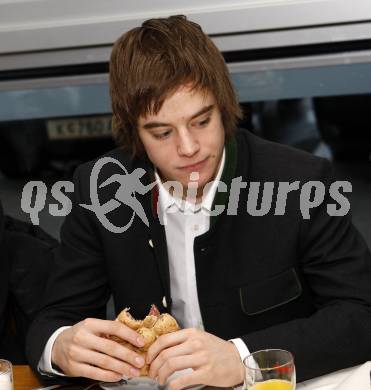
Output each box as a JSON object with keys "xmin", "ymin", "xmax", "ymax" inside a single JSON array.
[{"xmin": 80, "ymin": 157, "xmax": 156, "ymax": 233}]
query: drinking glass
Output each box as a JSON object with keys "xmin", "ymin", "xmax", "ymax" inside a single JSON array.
[
  {"xmin": 0, "ymin": 359, "xmax": 14, "ymax": 390},
  {"xmin": 243, "ymin": 349, "xmax": 296, "ymax": 390}
]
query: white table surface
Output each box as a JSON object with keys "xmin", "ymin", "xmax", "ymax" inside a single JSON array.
[{"xmin": 297, "ymin": 362, "xmax": 371, "ymax": 390}]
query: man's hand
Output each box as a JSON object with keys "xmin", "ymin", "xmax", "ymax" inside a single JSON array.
[
  {"xmin": 51, "ymin": 318, "xmax": 146, "ymax": 382},
  {"xmin": 146, "ymin": 328, "xmax": 245, "ymax": 390}
]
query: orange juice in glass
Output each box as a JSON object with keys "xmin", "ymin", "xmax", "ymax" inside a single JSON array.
[
  {"xmin": 250, "ymin": 380, "xmax": 293, "ymax": 390},
  {"xmin": 244, "ymin": 349, "xmax": 295, "ymax": 390}
]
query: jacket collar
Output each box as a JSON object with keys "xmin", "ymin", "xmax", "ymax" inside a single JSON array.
[{"xmin": 210, "ymin": 135, "xmax": 237, "ymax": 226}]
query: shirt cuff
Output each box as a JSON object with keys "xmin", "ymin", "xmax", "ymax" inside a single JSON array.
[
  {"xmin": 229, "ymin": 338, "xmax": 250, "ymax": 390},
  {"xmin": 38, "ymin": 326, "xmax": 71, "ymax": 376}
]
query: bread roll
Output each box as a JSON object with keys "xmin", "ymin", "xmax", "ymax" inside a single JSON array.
[
  {"xmin": 109, "ymin": 305, "xmax": 180, "ymax": 376},
  {"xmin": 153, "ymin": 313, "xmax": 180, "ymax": 335},
  {"xmin": 117, "ymin": 308, "xmax": 142, "ymax": 330},
  {"xmin": 137, "ymin": 327, "xmax": 157, "ymax": 351},
  {"xmin": 142, "ymin": 315, "xmax": 158, "ymax": 328}
]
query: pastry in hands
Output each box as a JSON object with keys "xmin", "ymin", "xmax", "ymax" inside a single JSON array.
[{"xmin": 110, "ymin": 304, "xmax": 180, "ymax": 376}]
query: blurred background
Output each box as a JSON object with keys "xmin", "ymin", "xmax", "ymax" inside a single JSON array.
[{"xmin": 0, "ymin": 0, "xmax": 370, "ymax": 246}]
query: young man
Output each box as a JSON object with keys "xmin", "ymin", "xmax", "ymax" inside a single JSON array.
[{"xmin": 26, "ymin": 16, "xmax": 371, "ymax": 389}]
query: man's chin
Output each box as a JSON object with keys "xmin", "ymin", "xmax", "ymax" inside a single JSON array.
[{"xmin": 162, "ymin": 169, "xmax": 214, "ymax": 191}]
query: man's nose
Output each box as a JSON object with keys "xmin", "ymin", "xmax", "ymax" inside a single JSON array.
[{"xmin": 177, "ymin": 129, "xmax": 200, "ymax": 157}]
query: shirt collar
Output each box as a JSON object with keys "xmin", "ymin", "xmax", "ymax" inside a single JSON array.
[{"xmin": 155, "ymin": 148, "xmax": 226, "ymax": 214}]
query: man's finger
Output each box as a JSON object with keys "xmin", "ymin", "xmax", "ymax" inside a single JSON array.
[
  {"xmin": 75, "ymin": 348, "xmax": 141, "ymax": 378},
  {"xmin": 147, "ymin": 329, "xmax": 190, "ymax": 363},
  {"xmin": 167, "ymin": 370, "xmax": 205, "ymax": 390},
  {"xmin": 156, "ymin": 355, "xmax": 201, "ymax": 385},
  {"xmin": 83, "ymin": 318, "xmax": 145, "ymax": 348},
  {"xmin": 74, "ymin": 361, "xmax": 123, "ymax": 382},
  {"xmin": 85, "ymin": 334, "xmax": 145, "ymax": 369},
  {"xmin": 148, "ymin": 343, "xmax": 193, "ymax": 379}
]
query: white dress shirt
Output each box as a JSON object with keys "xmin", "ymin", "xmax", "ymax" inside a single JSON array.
[{"xmin": 39, "ymin": 148, "xmax": 250, "ymax": 376}]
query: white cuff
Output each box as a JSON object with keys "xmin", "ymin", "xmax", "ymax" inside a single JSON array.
[
  {"xmin": 229, "ymin": 338, "xmax": 250, "ymax": 390},
  {"xmin": 38, "ymin": 326, "xmax": 71, "ymax": 376},
  {"xmin": 229, "ymin": 338, "xmax": 251, "ymax": 362}
]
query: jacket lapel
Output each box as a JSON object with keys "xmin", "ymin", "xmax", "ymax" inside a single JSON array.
[
  {"xmin": 210, "ymin": 135, "xmax": 238, "ymax": 226},
  {"xmin": 132, "ymin": 159, "xmax": 172, "ymax": 309}
]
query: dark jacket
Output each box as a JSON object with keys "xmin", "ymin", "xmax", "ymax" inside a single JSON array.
[
  {"xmin": 0, "ymin": 201, "xmax": 57, "ymax": 363},
  {"xmin": 26, "ymin": 130, "xmax": 371, "ymax": 381}
]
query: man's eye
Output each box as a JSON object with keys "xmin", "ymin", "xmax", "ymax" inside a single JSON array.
[
  {"xmin": 154, "ymin": 130, "xmax": 172, "ymax": 139},
  {"xmin": 193, "ymin": 117, "xmax": 211, "ymax": 127}
]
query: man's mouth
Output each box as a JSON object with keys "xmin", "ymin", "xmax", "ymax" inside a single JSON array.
[{"xmin": 178, "ymin": 157, "xmax": 208, "ymax": 172}]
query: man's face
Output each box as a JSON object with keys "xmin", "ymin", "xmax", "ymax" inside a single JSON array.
[{"xmin": 138, "ymin": 85, "xmax": 225, "ymax": 197}]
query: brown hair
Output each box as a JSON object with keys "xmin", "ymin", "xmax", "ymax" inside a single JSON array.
[{"xmin": 109, "ymin": 15, "xmax": 242, "ymax": 157}]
